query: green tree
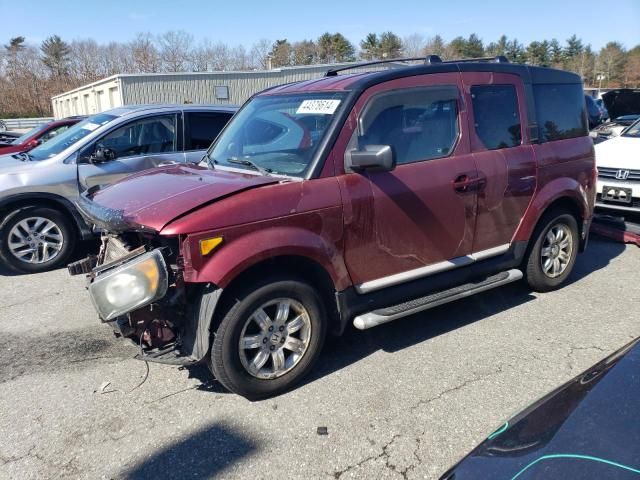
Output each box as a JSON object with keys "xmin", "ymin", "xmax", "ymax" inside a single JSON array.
[
  {"xmin": 360, "ymin": 33, "xmax": 380, "ymax": 60},
  {"xmin": 465, "ymin": 33, "xmax": 484, "ymax": 58},
  {"xmin": 624, "ymin": 45, "xmax": 640, "ymax": 87},
  {"xmin": 318, "ymin": 33, "xmax": 355, "ymax": 63},
  {"xmin": 379, "ymin": 31, "xmax": 403, "ymax": 58},
  {"xmin": 486, "ymin": 35, "xmax": 509, "ymax": 57},
  {"xmin": 505, "ymin": 39, "xmax": 526, "ymax": 63},
  {"xmin": 527, "ymin": 40, "xmax": 550, "ymax": 66},
  {"xmin": 269, "ymin": 39, "xmax": 292, "ymax": 67},
  {"xmin": 291, "ymin": 40, "xmax": 317, "ymax": 65},
  {"xmin": 549, "ymin": 39, "xmax": 563, "ymax": 67},
  {"xmin": 598, "ymin": 41, "xmax": 627, "ymax": 86},
  {"xmin": 423, "ymin": 34, "xmax": 447, "ymax": 58},
  {"xmin": 5, "ymin": 36, "xmax": 26, "ymax": 52},
  {"xmin": 449, "ymin": 34, "xmax": 484, "ymax": 59},
  {"xmin": 40, "ymin": 35, "xmax": 71, "ymax": 77}
]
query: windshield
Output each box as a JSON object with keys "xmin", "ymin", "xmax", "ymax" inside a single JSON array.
[
  {"xmin": 622, "ymin": 119, "xmax": 640, "ymax": 138},
  {"xmin": 12, "ymin": 123, "xmax": 50, "ymax": 144},
  {"xmin": 28, "ymin": 113, "xmax": 116, "ymax": 161},
  {"xmin": 208, "ymin": 92, "xmax": 347, "ymax": 177}
]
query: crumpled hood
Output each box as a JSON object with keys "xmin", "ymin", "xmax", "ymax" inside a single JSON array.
[{"xmin": 86, "ymin": 164, "xmax": 280, "ymax": 232}]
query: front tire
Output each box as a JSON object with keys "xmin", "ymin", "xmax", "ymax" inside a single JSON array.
[
  {"xmin": 208, "ymin": 277, "xmax": 327, "ymax": 400},
  {"xmin": 0, "ymin": 207, "xmax": 76, "ymax": 274},
  {"xmin": 524, "ymin": 211, "xmax": 579, "ymax": 292}
]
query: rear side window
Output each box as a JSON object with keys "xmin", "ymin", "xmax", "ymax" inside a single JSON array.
[
  {"xmin": 471, "ymin": 85, "xmax": 521, "ymax": 150},
  {"xmin": 533, "ymin": 84, "xmax": 588, "ymax": 142},
  {"xmin": 185, "ymin": 112, "xmax": 233, "ymax": 151},
  {"xmin": 356, "ymin": 86, "xmax": 459, "ymax": 166}
]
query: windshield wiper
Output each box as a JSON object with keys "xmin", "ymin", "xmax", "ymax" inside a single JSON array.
[
  {"xmin": 204, "ymin": 153, "xmax": 216, "ymax": 169},
  {"xmin": 226, "ymin": 156, "xmax": 273, "ymax": 176},
  {"xmin": 15, "ymin": 152, "xmax": 32, "ymax": 162}
]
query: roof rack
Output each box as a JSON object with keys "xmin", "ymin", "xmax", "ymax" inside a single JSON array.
[{"xmin": 325, "ymin": 55, "xmax": 510, "ymax": 76}]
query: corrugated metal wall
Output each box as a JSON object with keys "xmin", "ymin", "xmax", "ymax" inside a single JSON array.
[
  {"xmin": 120, "ymin": 64, "xmax": 397, "ymax": 106},
  {"xmin": 51, "ymin": 63, "xmax": 403, "ymax": 117}
]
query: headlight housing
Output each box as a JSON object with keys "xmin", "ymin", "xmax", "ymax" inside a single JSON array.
[{"xmin": 89, "ymin": 250, "xmax": 168, "ymax": 320}]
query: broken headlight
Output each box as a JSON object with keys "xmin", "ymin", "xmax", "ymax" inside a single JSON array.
[{"xmin": 89, "ymin": 250, "xmax": 168, "ymax": 321}]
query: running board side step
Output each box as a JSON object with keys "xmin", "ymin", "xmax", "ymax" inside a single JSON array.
[{"xmin": 353, "ymin": 269, "xmax": 523, "ymax": 330}]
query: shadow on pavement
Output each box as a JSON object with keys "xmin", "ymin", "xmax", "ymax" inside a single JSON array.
[
  {"xmin": 305, "ymin": 237, "xmax": 626, "ymax": 390},
  {"xmin": 124, "ymin": 421, "xmax": 258, "ymax": 479}
]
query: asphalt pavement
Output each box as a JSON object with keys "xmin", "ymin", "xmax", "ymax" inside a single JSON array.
[{"xmin": 0, "ymin": 237, "xmax": 638, "ymax": 479}]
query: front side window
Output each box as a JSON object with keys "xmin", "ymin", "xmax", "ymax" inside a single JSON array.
[
  {"xmin": 28, "ymin": 113, "xmax": 116, "ymax": 161},
  {"xmin": 471, "ymin": 85, "xmax": 521, "ymax": 150},
  {"xmin": 13, "ymin": 124, "xmax": 49, "ymax": 144},
  {"xmin": 534, "ymin": 84, "xmax": 588, "ymax": 142},
  {"xmin": 185, "ymin": 112, "xmax": 233, "ymax": 151},
  {"xmin": 40, "ymin": 125, "xmax": 71, "ymax": 143},
  {"xmin": 354, "ymin": 86, "xmax": 459, "ymax": 166},
  {"xmin": 99, "ymin": 114, "xmax": 177, "ymax": 158},
  {"xmin": 209, "ymin": 92, "xmax": 346, "ymax": 177}
]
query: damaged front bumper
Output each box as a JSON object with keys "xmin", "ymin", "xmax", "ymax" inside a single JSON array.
[{"xmin": 71, "ymin": 234, "xmax": 219, "ymax": 366}]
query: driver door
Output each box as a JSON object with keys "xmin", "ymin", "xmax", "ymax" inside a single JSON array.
[{"xmin": 77, "ymin": 113, "xmax": 181, "ymax": 191}]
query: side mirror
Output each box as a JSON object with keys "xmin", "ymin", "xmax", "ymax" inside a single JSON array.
[
  {"xmin": 90, "ymin": 145, "xmax": 116, "ymax": 164},
  {"xmin": 349, "ymin": 145, "xmax": 395, "ymax": 172}
]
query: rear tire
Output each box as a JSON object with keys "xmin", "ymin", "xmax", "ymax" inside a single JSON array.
[
  {"xmin": 207, "ymin": 277, "xmax": 327, "ymax": 400},
  {"xmin": 524, "ymin": 211, "xmax": 579, "ymax": 292},
  {"xmin": 0, "ymin": 207, "xmax": 76, "ymax": 274}
]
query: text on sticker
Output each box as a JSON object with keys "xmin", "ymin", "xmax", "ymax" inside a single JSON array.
[{"xmin": 296, "ymin": 99, "xmax": 341, "ymax": 115}]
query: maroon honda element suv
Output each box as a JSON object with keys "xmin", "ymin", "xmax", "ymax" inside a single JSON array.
[{"xmin": 72, "ymin": 56, "xmax": 596, "ymax": 399}]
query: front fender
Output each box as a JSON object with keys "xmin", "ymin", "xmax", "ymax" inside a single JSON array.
[
  {"xmin": 182, "ymin": 213, "xmax": 351, "ymax": 291},
  {"xmin": 513, "ymin": 176, "xmax": 592, "ymax": 243}
]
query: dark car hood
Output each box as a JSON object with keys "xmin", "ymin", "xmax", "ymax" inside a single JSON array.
[
  {"xmin": 441, "ymin": 337, "xmax": 640, "ymax": 479},
  {"xmin": 602, "ymin": 89, "xmax": 640, "ymax": 119},
  {"xmin": 82, "ymin": 164, "xmax": 280, "ymax": 232}
]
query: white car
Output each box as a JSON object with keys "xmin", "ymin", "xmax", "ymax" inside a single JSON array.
[{"xmin": 595, "ymin": 118, "xmax": 640, "ymax": 213}]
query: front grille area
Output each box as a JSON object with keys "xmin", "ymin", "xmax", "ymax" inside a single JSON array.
[{"xmin": 598, "ymin": 167, "xmax": 640, "ymax": 182}]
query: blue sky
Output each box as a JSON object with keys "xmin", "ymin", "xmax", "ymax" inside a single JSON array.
[{"xmin": 1, "ymin": 0, "xmax": 638, "ymax": 51}]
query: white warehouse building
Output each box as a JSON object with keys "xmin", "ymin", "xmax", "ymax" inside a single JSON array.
[{"xmin": 51, "ymin": 62, "xmax": 401, "ymax": 119}]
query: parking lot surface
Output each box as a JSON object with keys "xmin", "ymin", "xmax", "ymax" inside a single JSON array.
[{"xmin": 0, "ymin": 237, "xmax": 638, "ymax": 480}]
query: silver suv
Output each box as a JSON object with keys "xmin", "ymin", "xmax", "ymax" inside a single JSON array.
[{"xmin": 0, "ymin": 104, "xmax": 237, "ymax": 273}]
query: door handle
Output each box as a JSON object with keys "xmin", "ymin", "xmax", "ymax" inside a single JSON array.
[{"xmin": 452, "ymin": 174, "xmax": 486, "ymax": 193}]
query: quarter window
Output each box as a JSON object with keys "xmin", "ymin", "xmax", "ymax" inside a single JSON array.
[
  {"xmin": 471, "ymin": 85, "xmax": 521, "ymax": 149},
  {"xmin": 533, "ymin": 84, "xmax": 588, "ymax": 142},
  {"xmin": 354, "ymin": 86, "xmax": 459, "ymax": 166},
  {"xmin": 185, "ymin": 112, "xmax": 233, "ymax": 151},
  {"xmin": 99, "ymin": 114, "xmax": 177, "ymax": 158}
]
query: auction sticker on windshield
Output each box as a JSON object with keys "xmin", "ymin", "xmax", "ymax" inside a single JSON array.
[{"xmin": 296, "ymin": 99, "xmax": 341, "ymax": 115}]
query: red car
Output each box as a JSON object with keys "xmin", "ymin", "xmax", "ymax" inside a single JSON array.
[
  {"xmin": 0, "ymin": 117, "xmax": 84, "ymax": 155},
  {"xmin": 73, "ymin": 56, "xmax": 596, "ymax": 399}
]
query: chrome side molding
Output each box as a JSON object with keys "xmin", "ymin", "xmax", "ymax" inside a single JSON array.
[{"xmin": 355, "ymin": 244, "xmax": 510, "ymax": 294}]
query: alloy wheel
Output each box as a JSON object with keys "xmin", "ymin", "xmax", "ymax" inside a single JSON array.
[
  {"xmin": 7, "ymin": 217, "xmax": 65, "ymax": 264},
  {"xmin": 238, "ymin": 298, "xmax": 312, "ymax": 380},
  {"xmin": 540, "ymin": 223, "xmax": 573, "ymax": 278}
]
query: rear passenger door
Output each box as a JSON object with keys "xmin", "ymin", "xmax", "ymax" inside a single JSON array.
[
  {"xmin": 77, "ymin": 113, "xmax": 180, "ymax": 190},
  {"xmin": 461, "ymin": 73, "xmax": 537, "ymax": 253},
  {"xmin": 183, "ymin": 111, "xmax": 234, "ymax": 163}
]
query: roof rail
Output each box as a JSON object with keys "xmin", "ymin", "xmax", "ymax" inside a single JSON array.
[{"xmin": 324, "ymin": 55, "xmax": 510, "ymax": 76}]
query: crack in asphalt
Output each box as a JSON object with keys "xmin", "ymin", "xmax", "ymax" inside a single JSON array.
[{"xmin": 332, "ymin": 366, "xmax": 508, "ymax": 479}]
